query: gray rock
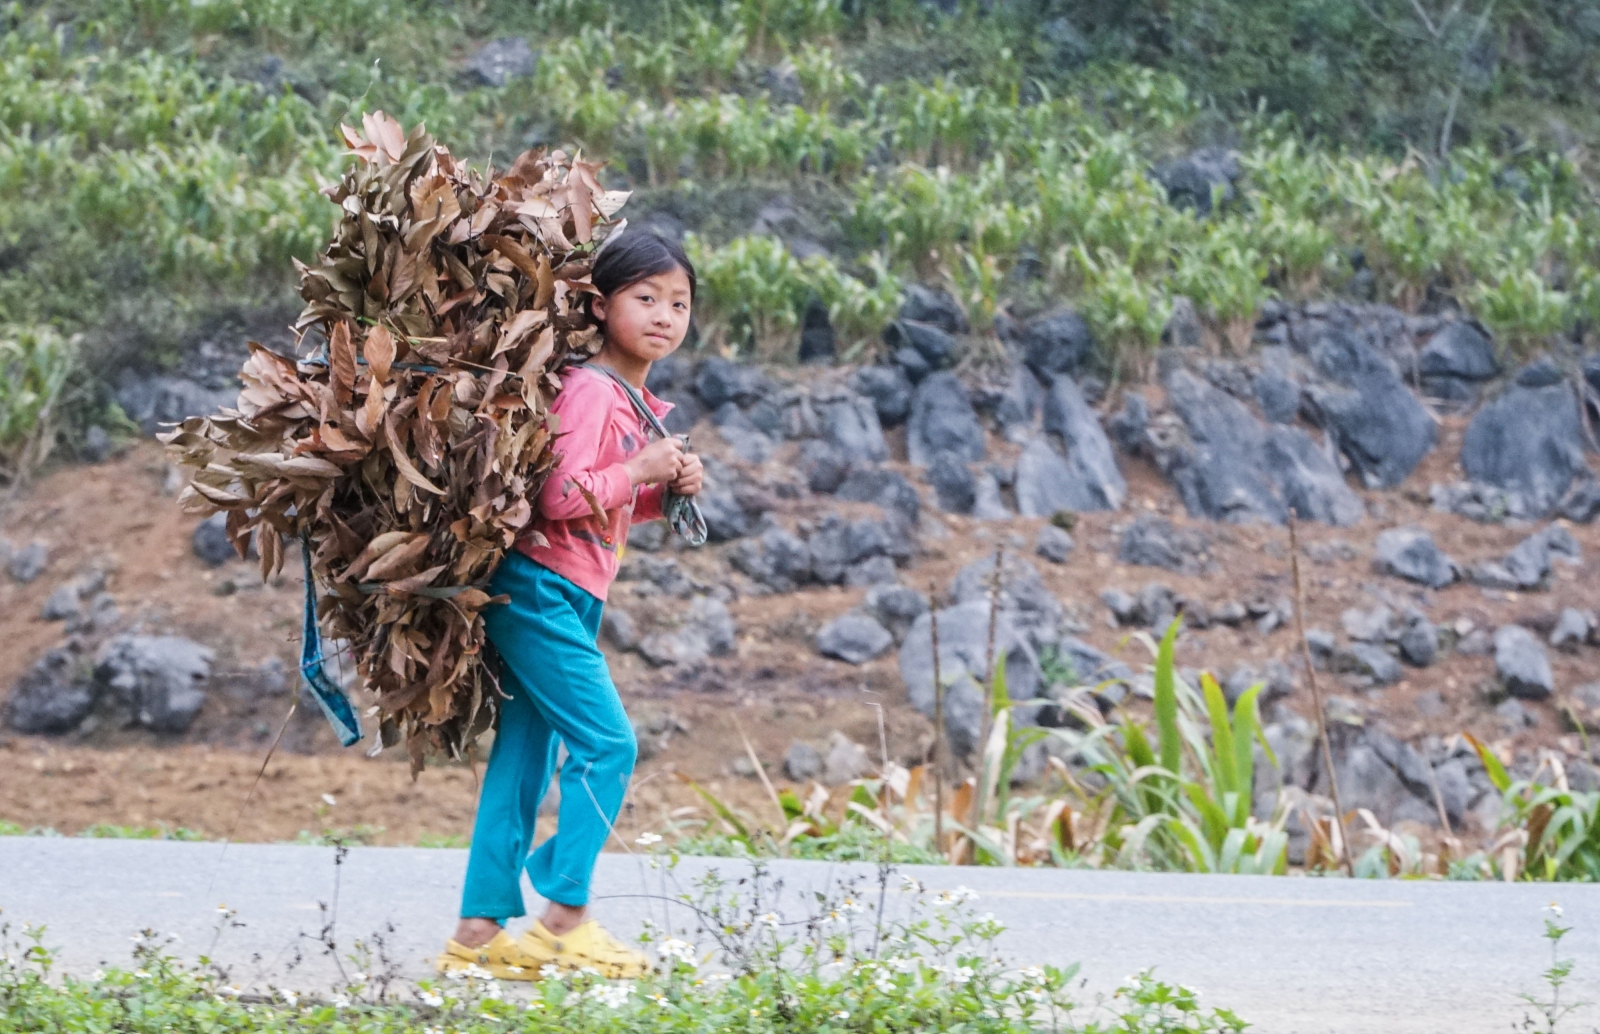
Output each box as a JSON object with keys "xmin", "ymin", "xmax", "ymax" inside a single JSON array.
[
  {"xmin": 1306, "ymin": 329, "xmax": 1436, "ymax": 488},
  {"xmin": 816, "ymin": 612, "xmax": 894, "ymax": 664},
  {"xmin": 892, "ymin": 346, "xmax": 931, "ymax": 383},
  {"xmin": 1152, "ymin": 147, "xmax": 1239, "ymax": 215},
  {"xmin": 1398, "ymin": 616, "xmax": 1439, "ymax": 667},
  {"xmin": 730, "ymin": 527, "xmax": 812, "ymax": 591},
  {"xmin": 1017, "ymin": 309, "xmax": 1094, "ymax": 380},
  {"xmin": 1263, "ymin": 426, "xmax": 1365, "ymax": 526},
  {"xmin": 1327, "ymin": 727, "xmax": 1442, "ymax": 828},
  {"xmin": 192, "ymin": 513, "xmax": 237, "ymax": 567},
  {"xmin": 81, "ymin": 425, "xmax": 112, "ymax": 463},
  {"xmin": 851, "ymin": 365, "xmax": 912, "ymax": 427},
  {"xmin": 7, "ymin": 541, "xmax": 47, "ymax": 583},
  {"xmin": 799, "ymin": 439, "xmax": 850, "ymax": 494},
  {"xmin": 1335, "ymin": 642, "xmax": 1403, "ymax": 686},
  {"xmin": 907, "ymin": 372, "xmax": 985, "ymax": 465},
  {"xmin": 798, "ymin": 298, "xmax": 835, "ymax": 364},
  {"xmin": 927, "ymin": 451, "xmax": 976, "ymax": 514},
  {"xmin": 862, "ymin": 584, "xmax": 929, "ymax": 643},
  {"xmin": 1341, "ymin": 605, "xmax": 1395, "ymax": 642},
  {"xmin": 783, "ymin": 741, "xmax": 822, "ymax": 782},
  {"xmin": 1551, "ymin": 608, "xmax": 1592, "ymax": 652},
  {"xmin": 1559, "ymin": 478, "xmax": 1600, "ymax": 524},
  {"xmin": 1035, "ymin": 525, "xmax": 1075, "ymax": 564},
  {"xmin": 1017, "ymin": 377, "xmax": 1126, "ymax": 514},
  {"xmin": 3, "ymin": 645, "xmax": 93, "ymax": 734},
  {"xmin": 628, "ymin": 521, "xmax": 668, "ymax": 553},
  {"xmin": 834, "ymin": 467, "xmax": 920, "ymax": 527},
  {"xmin": 1306, "ymin": 628, "xmax": 1337, "ymax": 662},
  {"xmin": 1461, "ymin": 372, "xmax": 1587, "ymax": 516},
  {"xmin": 1466, "ymin": 560, "xmax": 1521, "ymax": 591},
  {"xmin": 70, "ymin": 592, "xmax": 120, "ymax": 636},
  {"xmin": 1107, "ymin": 392, "xmax": 1149, "ymax": 454},
  {"xmin": 1254, "ymin": 370, "xmax": 1302, "ymax": 424},
  {"xmin": 1496, "ymin": 697, "xmax": 1536, "ymax": 735},
  {"xmin": 948, "ymin": 554, "xmax": 1061, "ymax": 636},
  {"xmin": 1418, "ymin": 322, "xmax": 1498, "ymax": 382},
  {"xmin": 1136, "ymin": 583, "xmax": 1179, "ymax": 632},
  {"xmin": 814, "ymin": 389, "xmax": 888, "ymax": 466},
  {"xmin": 40, "ymin": 583, "xmax": 82, "ymax": 622},
  {"xmin": 900, "ymin": 600, "xmax": 1044, "ymax": 756},
  {"xmin": 822, "ymin": 731, "xmax": 871, "ymax": 785},
  {"xmin": 884, "ymin": 319, "xmax": 957, "ymax": 370},
  {"xmin": 698, "ymin": 486, "xmax": 753, "ymax": 543},
  {"xmin": 1158, "ymin": 370, "xmax": 1360, "ymax": 526},
  {"xmin": 114, "ymin": 371, "xmax": 237, "ymax": 435},
  {"xmin": 603, "ymin": 608, "xmax": 640, "ymax": 651},
  {"xmin": 1163, "ymin": 296, "xmax": 1205, "ymax": 350},
  {"xmin": 994, "ymin": 362, "xmax": 1045, "ymax": 443},
  {"xmin": 1101, "ymin": 588, "xmax": 1141, "ymax": 626},
  {"xmin": 843, "ymin": 555, "xmax": 898, "ymax": 587},
  {"xmin": 94, "ymin": 635, "xmax": 213, "ymax": 734},
  {"xmin": 637, "ymin": 596, "xmax": 737, "ymax": 667},
  {"xmin": 1374, "ymin": 527, "xmax": 1458, "ymax": 588},
  {"xmin": 1503, "ymin": 524, "xmax": 1582, "ymax": 589},
  {"xmin": 1117, "ymin": 514, "xmax": 1208, "ymax": 574},
  {"xmin": 898, "ymin": 284, "xmax": 968, "ymax": 335},
  {"xmin": 971, "ymin": 470, "xmax": 1011, "ymax": 520},
  {"xmin": 695, "ymin": 357, "xmax": 771, "ymax": 409},
  {"xmin": 1495, "ymin": 624, "xmax": 1554, "ymax": 700},
  {"xmin": 464, "ymin": 37, "xmax": 537, "ymax": 88}
]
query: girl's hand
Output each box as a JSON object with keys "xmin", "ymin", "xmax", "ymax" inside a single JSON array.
[
  {"xmin": 670, "ymin": 452, "xmax": 704, "ymax": 496},
  {"xmin": 624, "ymin": 437, "xmax": 684, "ymax": 486}
]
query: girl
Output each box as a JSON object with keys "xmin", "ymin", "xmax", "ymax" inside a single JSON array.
[{"xmin": 436, "ymin": 232, "xmax": 702, "ymax": 980}]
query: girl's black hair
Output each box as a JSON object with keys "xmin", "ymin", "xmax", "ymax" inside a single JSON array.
[{"xmin": 590, "ymin": 231, "xmax": 696, "ymax": 305}]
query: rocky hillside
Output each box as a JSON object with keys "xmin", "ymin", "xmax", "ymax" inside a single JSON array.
[{"xmin": 5, "ymin": 281, "xmax": 1600, "ymax": 855}]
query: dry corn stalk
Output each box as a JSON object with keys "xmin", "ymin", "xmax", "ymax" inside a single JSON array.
[{"xmin": 161, "ymin": 112, "xmax": 630, "ymax": 771}]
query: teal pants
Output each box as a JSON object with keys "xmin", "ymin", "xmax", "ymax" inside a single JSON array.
[{"xmin": 460, "ymin": 553, "xmax": 636, "ymax": 916}]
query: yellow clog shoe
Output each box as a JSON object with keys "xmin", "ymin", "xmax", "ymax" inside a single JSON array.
[
  {"xmin": 516, "ymin": 919, "xmax": 649, "ymax": 980},
  {"xmin": 434, "ymin": 929, "xmax": 544, "ymax": 981}
]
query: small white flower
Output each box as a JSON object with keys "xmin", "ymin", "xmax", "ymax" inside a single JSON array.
[
  {"xmin": 588, "ymin": 983, "xmax": 633, "ymax": 1008},
  {"xmin": 279, "ymin": 988, "xmax": 298, "ymax": 1006},
  {"xmin": 874, "ymin": 976, "xmax": 896, "ymax": 994},
  {"xmin": 839, "ymin": 897, "xmax": 865, "ymax": 914},
  {"xmin": 215, "ymin": 905, "xmax": 232, "ymax": 916},
  {"xmin": 539, "ymin": 964, "xmax": 563, "ymax": 979},
  {"xmin": 219, "ymin": 985, "xmax": 241, "ymax": 997},
  {"xmin": 415, "ymin": 989, "xmax": 444, "ymax": 1007},
  {"xmin": 134, "ymin": 969, "xmax": 152, "ymax": 980},
  {"xmin": 1018, "ymin": 965, "xmax": 1046, "ymax": 984},
  {"xmin": 949, "ymin": 965, "xmax": 974, "ymax": 984},
  {"xmin": 659, "ymin": 938, "xmax": 698, "ymax": 964},
  {"xmin": 887, "ymin": 957, "xmax": 916, "ymax": 974},
  {"xmin": 329, "ymin": 994, "xmax": 350, "ymax": 1010},
  {"xmin": 835, "ymin": 1010, "xmax": 850, "ymax": 1019},
  {"xmin": 1548, "ymin": 902, "xmax": 1565, "ymax": 918},
  {"xmin": 89, "ymin": 970, "xmax": 105, "ymax": 982},
  {"xmin": 934, "ymin": 886, "xmax": 978, "ymax": 907},
  {"xmin": 899, "ymin": 875, "xmax": 924, "ymax": 893},
  {"xmin": 350, "ymin": 972, "xmax": 367, "ymax": 984},
  {"xmin": 647, "ymin": 991, "xmax": 671, "ymax": 1008},
  {"xmin": 757, "ymin": 911, "xmax": 780, "ymax": 928},
  {"xmin": 321, "ymin": 794, "xmax": 337, "ymax": 806},
  {"xmin": 635, "ymin": 832, "xmax": 663, "ymax": 847}
]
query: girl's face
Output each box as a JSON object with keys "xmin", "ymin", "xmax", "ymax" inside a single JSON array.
[{"xmin": 591, "ymin": 266, "xmax": 693, "ymax": 364}]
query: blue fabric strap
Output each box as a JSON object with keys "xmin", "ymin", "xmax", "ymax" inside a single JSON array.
[{"xmin": 299, "ymin": 532, "xmax": 363, "ymax": 747}]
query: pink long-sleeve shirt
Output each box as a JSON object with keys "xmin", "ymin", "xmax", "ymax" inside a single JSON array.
[{"xmin": 516, "ymin": 364, "xmax": 671, "ymax": 601}]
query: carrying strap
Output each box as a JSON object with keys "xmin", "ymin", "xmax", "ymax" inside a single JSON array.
[
  {"xmin": 299, "ymin": 531, "xmax": 363, "ymax": 747},
  {"xmin": 594, "ymin": 365, "xmax": 708, "ymax": 547}
]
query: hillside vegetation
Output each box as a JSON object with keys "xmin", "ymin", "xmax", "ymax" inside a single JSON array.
[{"xmin": 2, "ymin": 0, "xmax": 1599, "ymax": 473}]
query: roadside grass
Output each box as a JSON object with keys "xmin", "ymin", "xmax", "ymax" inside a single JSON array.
[{"xmin": 0, "ymin": 858, "xmax": 1252, "ymax": 1034}]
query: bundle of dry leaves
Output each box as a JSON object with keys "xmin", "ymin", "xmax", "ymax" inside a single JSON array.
[{"xmin": 161, "ymin": 112, "xmax": 630, "ymax": 770}]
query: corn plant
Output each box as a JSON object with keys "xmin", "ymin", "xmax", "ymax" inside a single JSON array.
[
  {"xmin": 1467, "ymin": 734, "xmax": 1600, "ymax": 882},
  {"xmin": 1054, "ymin": 621, "xmax": 1288, "ymax": 874},
  {"xmin": 0, "ymin": 325, "xmax": 75, "ymax": 483}
]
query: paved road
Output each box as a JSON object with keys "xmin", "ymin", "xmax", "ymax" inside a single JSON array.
[{"xmin": 1, "ymin": 838, "xmax": 1593, "ymax": 1033}]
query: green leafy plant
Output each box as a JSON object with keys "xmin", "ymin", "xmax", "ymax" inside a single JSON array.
[
  {"xmin": 1468, "ymin": 735, "xmax": 1600, "ymax": 882},
  {"xmin": 1055, "ymin": 621, "xmax": 1289, "ymax": 874}
]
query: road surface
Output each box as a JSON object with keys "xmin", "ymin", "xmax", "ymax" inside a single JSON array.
[{"xmin": 0, "ymin": 837, "xmax": 1591, "ymax": 1033}]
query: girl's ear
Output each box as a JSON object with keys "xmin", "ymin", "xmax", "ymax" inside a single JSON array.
[{"xmin": 590, "ymin": 293, "xmax": 609, "ymax": 323}]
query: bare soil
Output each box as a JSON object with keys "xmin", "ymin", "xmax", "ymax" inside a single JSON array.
[{"xmin": 2, "ymin": 418, "xmax": 1596, "ymax": 844}]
